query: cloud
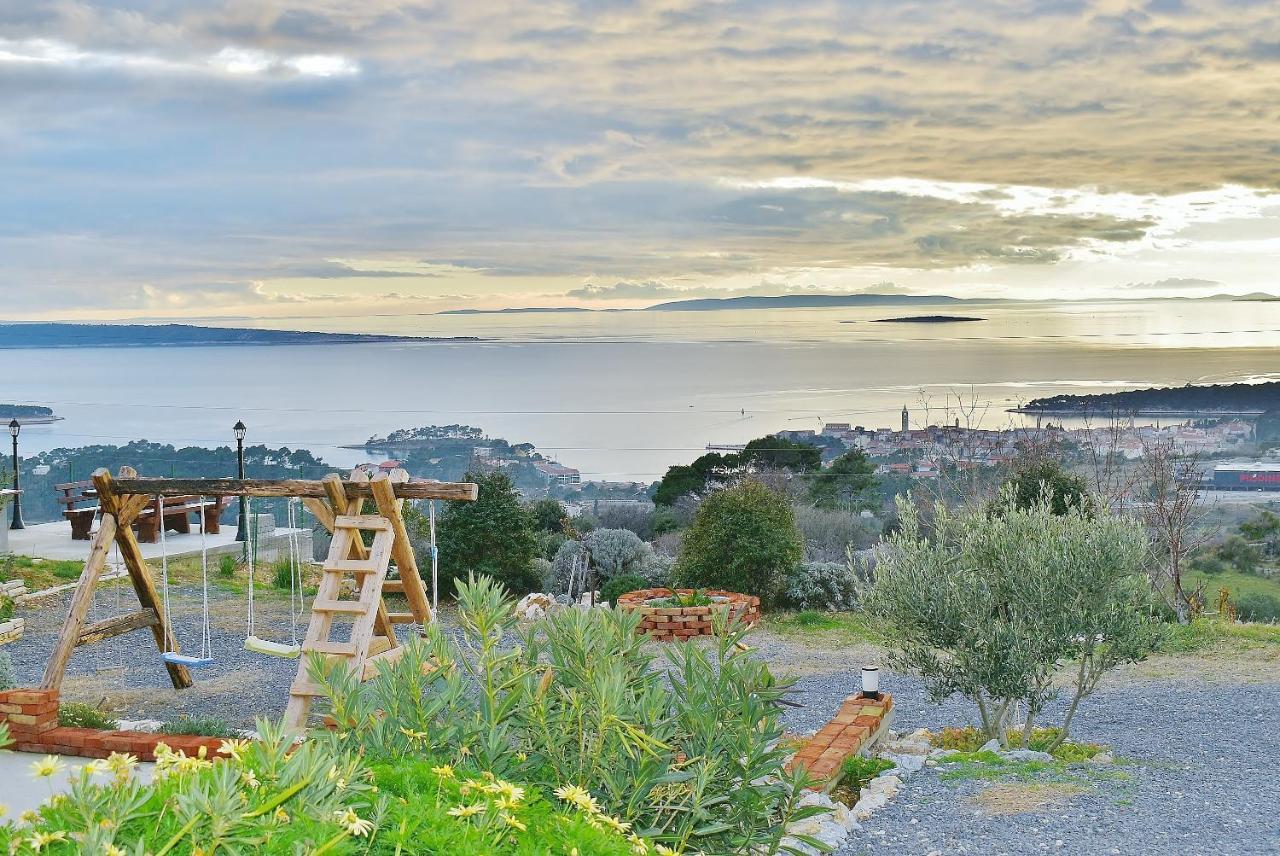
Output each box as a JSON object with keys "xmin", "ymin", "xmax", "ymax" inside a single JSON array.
[
  {"xmin": 1122, "ymin": 277, "xmax": 1221, "ymax": 290},
  {"xmin": 269, "ymin": 260, "xmax": 441, "ymax": 279},
  {"xmin": 0, "ymin": 38, "xmax": 358, "ymax": 78}
]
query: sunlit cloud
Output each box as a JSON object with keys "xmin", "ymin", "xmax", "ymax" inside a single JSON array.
[{"xmin": 0, "ymin": 38, "xmax": 358, "ymax": 78}]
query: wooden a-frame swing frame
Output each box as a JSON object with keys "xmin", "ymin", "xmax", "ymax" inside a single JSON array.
[{"xmin": 41, "ymin": 466, "xmax": 476, "ymax": 730}]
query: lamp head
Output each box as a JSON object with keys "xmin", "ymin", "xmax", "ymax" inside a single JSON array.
[
  {"xmin": 7, "ymin": 419, "xmax": 19, "ymax": 438},
  {"xmin": 233, "ymin": 420, "xmax": 247, "ymax": 441}
]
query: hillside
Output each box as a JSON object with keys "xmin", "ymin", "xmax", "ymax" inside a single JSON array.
[
  {"xmin": 1017, "ymin": 381, "xmax": 1280, "ymax": 415},
  {"xmin": 0, "ymin": 323, "xmax": 475, "ymax": 349}
]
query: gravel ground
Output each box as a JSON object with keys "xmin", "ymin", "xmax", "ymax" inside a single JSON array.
[
  {"xmin": 780, "ymin": 667, "xmax": 1280, "ymax": 856},
  {"xmin": 9, "ymin": 591, "xmax": 1280, "ymax": 854}
]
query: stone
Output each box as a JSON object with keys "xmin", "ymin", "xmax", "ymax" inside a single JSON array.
[
  {"xmin": 881, "ymin": 752, "xmax": 925, "ymax": 773},
  {"xmin": 116, "ymin": 719, "xmax": 162, "ymax": 733},
  {"xmin": 815, "ymin": 821, "xmax": 849, "ymax": 848},
  {"xmin": 853, "ymin": 791, "xmax": 888, "ymax": 819},
  {"xmin": 1089, "ymin": 752, "xmax": 1115, "ymax": 765},
  {"xmin": 979, "ymin": 739, "xmax": 1001, "ymax": 753},
  {"xmin": 515, "ymin": 592, "xmax": 554, "ymax": 621}
]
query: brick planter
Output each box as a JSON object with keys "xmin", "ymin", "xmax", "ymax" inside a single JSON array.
[
  {"xmin": 786, "ymin": 693, "xmax": 895, "ymax": 790},
  {"xmin": 615, "ymin": 588, "xmax": 761, "ymax": 641},
  {"xmin": 0, "ymin": 689, "xmax": 230, "ymax": 761}
]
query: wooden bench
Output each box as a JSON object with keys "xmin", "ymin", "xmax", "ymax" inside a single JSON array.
[
  {"xmin": 132, "ymin": 495, "xmax": 231, "ymax": 544},
  {"xmin": 55, "ymin": 481, "xmax": 100, "ymax": 540}
]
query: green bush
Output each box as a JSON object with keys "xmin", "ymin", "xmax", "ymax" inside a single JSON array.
[
  {"xmin": 1235, "ymin": 591, "xmax": 1280, "ymax": 623},
  {"xmin": 600, "ymin": 573, "xmax": 648, "ymax": 605},
  {"xmin": 0, "ymin": 651, "xmax": 15, "ymax": 691},
  {"xmin": 783, "ymin": 561, "xmax": 863, "ymax": 611},
  {"xmin": 0, "ymin": 595, "xmax": 13, "ymax": 623},
  {"xmin": 57, "ymin": 702, "xmax": 118, "ymax": 730},
  {"xmin": 434, "ymin": 471, "xmax": 541, "ymax": 597},
  {"xmin": 869, "ymin": 492, "xmax": 1160, "ymax": 750},
  {"xmin": 673, "ymin": 480, "xmax": 803, "ymax": 605},
  {"xmin": 160, "ymin": 715, "xmax": 239, "ymax": 738},
  {"xmin": 309, "ymin": 574, "xmax": 824, "ymax": 854},
  {"xmin": 218, "ymin": 554, "xmax": 239, "ymax": 579},
  {"xmin": 270, "ymin": 559, "xmax": 295, "ymax": 590}
]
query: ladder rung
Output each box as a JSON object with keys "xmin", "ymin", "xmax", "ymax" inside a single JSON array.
[
  {"xmin": 304, "ymin": 641, "xmax": 359, "ymax": 656},
  {"xmin": 312, "ymin": 599, "xmax": 369, "ymax": 614},
  {"xmin": 387, "ymin": 612, "xmax": 417, "ymax": 624},
  {"xmin": 382, "ymin": 580, "xmax": 405, "ymax": 593},
  {"xmin": 333, "ymin": 514, "xmax": 393, "ymax": 531},
  {"xmin": 289, "ymin": 681, "xmax": 325, "ymax": 697},
  {"xmin": 323, "ymin": 559, "xmax": 381, "ymax": 574}
]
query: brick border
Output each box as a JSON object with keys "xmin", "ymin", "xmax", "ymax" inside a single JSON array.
[
  {"xmin": 615, "ymin": 588, "xmax": 761, "ymax": 641},
  {"xmin": 786, "ymin": 693, "xmax": 894, "ymax": 789},
  {"xmin": 0, "ymin": 689, "xmax": 229, "ymax": 761}
]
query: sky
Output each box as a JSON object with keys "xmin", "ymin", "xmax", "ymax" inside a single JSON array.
[{"xmin": 2, "ymin": 0, "xmax": 1279, "ymax": 320}]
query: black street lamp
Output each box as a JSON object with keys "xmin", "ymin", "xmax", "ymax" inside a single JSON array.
[
  {"xmin": 8, "ymin": 419, "xmax": 23, "ymax": 530},
  {"xmin": 233, "ymin": 420, "xmax": 248, "ymax": 542}
]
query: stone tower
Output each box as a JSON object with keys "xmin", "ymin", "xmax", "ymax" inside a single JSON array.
[{"xmin": 901, "ymin": 405, "xmax": 909, "ymax": 433}]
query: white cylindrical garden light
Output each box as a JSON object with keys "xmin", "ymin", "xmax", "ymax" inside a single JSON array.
[{"xmin": 861, "ymin": 665, "xmax": 880, "ymax": 698}]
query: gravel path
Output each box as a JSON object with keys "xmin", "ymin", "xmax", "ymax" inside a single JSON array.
[{"xmin": 780, "ymin": 667, "xmax": 1280, "ymax": 856}]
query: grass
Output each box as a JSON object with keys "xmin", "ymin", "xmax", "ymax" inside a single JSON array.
[
  {"xmin": 1159, "ymin": 616, "xmax": 1280, "ymax": 653},
  {"xmin": 936, "ymin": 750, "xmax": 1131, "ymax": 786},
  {"xmin": 930, "ymin": 726, "xmax": 1106, "ymax": 760},
  {"xmin": 58, "ymin": 702, "xmax": 119, "ymax": 730},
  {"xmin": 159, "ymin": 715, "xmax": 240, "ymax": 738},
  {"xmin": 764, "ymin": 609, "xmax": 884, "ymax": 644},
  {"xmin": 1187, "ymin": 568, "xmax": 1280, "ymax": 610},
  {"xmin": 0, "ymin": 554, "xmax": 90, "ymax": 590}
]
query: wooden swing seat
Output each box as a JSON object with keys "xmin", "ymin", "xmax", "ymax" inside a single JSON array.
[
  {"xmin": 244, "ymin": 636, "xmax": 302, "ymax": 659},
  {"xmin": 161, "ymin": 652, "xmax": 215, "ymax": 668}
]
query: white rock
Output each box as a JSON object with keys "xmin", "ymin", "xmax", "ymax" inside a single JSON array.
[
  {"xmin": 979, "ymin": 739, "xmax": 1001, "ymax": 753},
  {"xmin": 116, "ymin": 719, "xmax": 162, "ymax": 732},
  {"xmin": 797, "ymin": 792, "xmax": 840, "ymax": 811},
  {"xmin": 1002, "ymin": 749, "xmax": 1053, "ymax": 763},
  {"xmin": 515, "ymin": 592, "xmax": 553, "ymax": 621},
  {"xmin": 853, "ymin": 792, "xmax": 888, "ymax": 819},
  {"xmin": 881, "ymin": 752, "xmax": 925, "ymax": 774},
  {"xmin": 815, "ymin": 820, "xmax": 849, "ymax": 848}
]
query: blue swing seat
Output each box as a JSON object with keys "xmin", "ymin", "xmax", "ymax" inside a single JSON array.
[{"xmin": 161, "ymin": 652, "xmax": 216, "ymax": 668}]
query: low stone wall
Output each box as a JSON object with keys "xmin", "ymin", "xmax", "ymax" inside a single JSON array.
[
  {"xmin": 786, "ymin": 693, "xmax": 895, "ymax": 789},
  {"xmin": 0, "ymin": 617, "xmax": 24, "ymax": 645},
  {"xmin": 0, "ymin": 689, "xmax": 229, "ymax": 761},
  {"xmin": 615, "ymin": 588, "xmax": 761, "ymax": 641}
]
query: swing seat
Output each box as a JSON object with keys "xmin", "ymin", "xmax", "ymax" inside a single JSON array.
[
  {"xmin": 161, "ymin": 652, "xmax": 216, "ymax": 668},
  {"xmin": 244, "ymin": 636, "xmax": 302, "ymax": 659}
]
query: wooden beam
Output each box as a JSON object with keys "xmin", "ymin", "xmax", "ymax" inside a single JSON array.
[
  {"xmin": 371, "ymin": 470, "xmax": 432, "ymax": 625},
  {"xmin": 40, "ymin": 512, "xmax": 117, "ymax": 691},
  {"xmin": 96, "ymin": 468, "xmax": 193, "ymax": 690},
  {"xmin": 76, "ymin": 608, "xmax": 159, "ymax": 646},
  {"xmin": 111, "ymin": 477, "xmax": 478, "ymax": 501},
  {"xmin": 301, "ymin": 497, "xmax": 335, "ymax": 533}
]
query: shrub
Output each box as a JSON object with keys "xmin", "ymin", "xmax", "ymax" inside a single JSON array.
[
  {"xmin": 160, "ymin": 715, "xmax": 239, "ymax": 738},
  {"xmin": 270, "ymin": 559, "xmax": 295, "ymax": 590},
  {"xmin": 58, "ymin": 702, "xmax": 118, "ymax": 730},
  {"xmin": 0, "ymin": 651, "xmax": 14, "ymax": 691},
  {"xmin": 1235, "ymin": 591, "xmax": 1280, "ymax": 623},
  {"xmin": 868, "ymin": 492, "xmax": 1161, "ymax": 750},
  {"xmin": 793, "ymin": 505, "xmax": 880, "ymax": 562},
  {"xmin": 584, "ymin": 528, "xmax": 647, "ymax": 581},
  {"xmin": 528, "ymin": 497, "xmax": 569, "ymax": 533},
  {"xmin": 217, "ymin": 554, "xmax": 239, "ymax": 578},
  {"xmin": 1001, "ymin": 458, "xmax": 1091, "ymax": 516},
  {"xmin": 600, "ymin": 573, "xmax": 648, "ymax": 605},
  {"xmin": 674, "ymin": 480, "xmax": 802, "ymax": 604},
  {"xmin": 536, "ymin": 529, "xmax": 567, "ymax": 561},
  {"xmin": 309, "ymin": 575, "xmax": 823, "ymax": 854},
  {"xmin": 434, "ymin": 470, "xmax": 541, "ymax": 597},
  {"xmin": 783, "ymin": 561, "xmax": 861, "ymax": 611},
  {"xmin": 0, "ymin": 594, "xmax": 13, "ymax": 623},
  {"xmin": 550, "ymin": 539, "xmax": 589, "ymax": 596}
]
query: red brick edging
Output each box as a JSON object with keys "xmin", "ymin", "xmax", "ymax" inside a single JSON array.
[
  {"xmin": 786, "ymin": 693, "xmax": 894, "ymax": 789},
  {"xmin": 0, "ymin": 689, "xmax": 230, "ymax": 761},
  {"xmin": 615, "ymin": 588, "xmax": 761, "ymax": 641}
]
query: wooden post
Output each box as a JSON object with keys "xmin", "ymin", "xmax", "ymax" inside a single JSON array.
[
  {"xmin": 98, "ymin": 468, "xmax": 193, "ymax": 690},
  {"xmin": 371, "ymin": 470, "xmax": 432, "ymax": 625},
  {"xmin": 39, "ymin": 513, "xmax": 117, "ymax": 691}
]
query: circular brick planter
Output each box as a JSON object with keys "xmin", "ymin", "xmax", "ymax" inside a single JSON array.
[{"xmin": 615, "ymin": 587, "xmax": 761, "ymax": 641}]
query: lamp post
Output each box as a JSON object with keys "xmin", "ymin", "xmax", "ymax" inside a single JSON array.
[
  {"xmin": 8, "ymin": 420, "xmax": 23, "ymax": 530},
  {"xmin": 233, "ymin": 420, "xmax": 248, "ymax": 542}
]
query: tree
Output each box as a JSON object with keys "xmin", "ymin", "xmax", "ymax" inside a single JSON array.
[
  {"xmin": 652, "ymin": 452, "xmax": 740, "ymax": 506},
  {"xmin": 740, "ymin": 436, "xmax": 822, "ymax": 472},
  {"xmin": 1240, "ymin": 510, "xmax": 1280, "ymax": 558},
  {"xmin": 1003, "ymin": 458, "xmax": 1091, "ymax": 516},
  {"xmin": 1139, "ymin": 442, "xmax": 1214, "ymax": 622},
  {"xmin": 868, "ymin": 493, "xmax": 1159, "ymax": 749},
  {"xmin": 529, "ymin": 498, "xmax": 569, "ymax": 533},
  {"xmin": 808, "ymin": 449, "xmax": 878, "ymax": 509},
  {"xmin": 674, "ymin": 480, "xmax": 803, "ymax": 604},
  {"xmin": 434, "ymin": 470, "xmax": 539, "ymax": 596}
]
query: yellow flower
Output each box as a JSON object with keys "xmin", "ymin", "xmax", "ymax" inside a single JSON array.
[
  {"xmin": 458, "ymin": 745, "xmax": 472, "ymax": 757},
  {"xmin": 274, "ymin": 807, "xmax": 291, "ymax": 824},
  {"xmin": 333, "ymin": 808, "xmax": 374, "ymax": 837},
  {"xmin": 327, "ymin": 765, "xmax": 339, "ymax": 781},
  {"xmin": 218, "ymin": 739, "xmax": 250, "ymax": 761},
  {"xmin": 628, "ymin": 833, "xmax": 650, "ymax": 855},
  {"xmin": 516, "ymin": 751, "xmax": 528, "ymax": 762},
  {"xmin": 105, "ymin": 846, "xmax": 126, "ymax": 856},
  {"xmin": 501, "ymin": 812, "xmax": 527, "ymax": 832},
  {"xmin": 29, "ymin": 756, "xmax": 65, "ymax": 780},
  {"xmin": 496, "ymin": 781, "xmax": 525, "ymax": 803},
  {"xmin": 335, "ymin": 777, "xmax": 348, "ymax": 790},
  {"xmin": 600, "ymin": 815, "xmax": 631, "ymax": 834},
  {"xmin": 399, "ymin": 726, "xmax": 431, "ymax": 742},
  {"xmin": 43, "ymin": 794, "xmax": 66, "ymax": 809},
  {"xmin": 0, "ymin": 804, "xmax": 6, "ymax": 818},
  {"xmin": 105, "ymin": 752, "xmax": 138, "ymax": 783},
  {"xmin": 26, "ymin": 831, "xmax": 68, "ymax": 851},
  {"xmin": 553, "ymin": 783, "xmax": 599, "ymax": 815},
  {"xmin": 98, "ymin": 819, "xmax": 113, "ymax": 830},
  {"xmin": 431, "ymin": 765, "xmax": 455, "ymax": 780},
  {"xmin": 81, "ymin": 760, "xmax": 106, "ymax": 778},
  {"xmin": 654, "ymin": 846, "xmax": 678, "ymax": 856},
  {"xmin": 446, "ymin": 803, "xmax": 485, "ymax": 818},
  {"xmin": 242, "ymin": 769, "xmax": 260, "ymax": 789},
  {"xmin": 19, "ymin": 809, "xmax": 39, "ymax": 825}
]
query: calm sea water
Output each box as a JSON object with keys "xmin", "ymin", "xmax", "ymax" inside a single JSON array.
[{"xmin": 5, "ymin": 300, "xmax": 1279, "ymax": 481}]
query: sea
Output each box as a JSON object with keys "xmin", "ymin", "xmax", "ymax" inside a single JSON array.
[{"xmin": 4, "ymin": 299, "xmax": 1279, "ymax": 483}]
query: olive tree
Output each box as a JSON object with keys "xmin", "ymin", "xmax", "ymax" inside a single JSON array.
[{"xmin": 868, "ymin": 492, "xmax": 1161, "ymax": 748}]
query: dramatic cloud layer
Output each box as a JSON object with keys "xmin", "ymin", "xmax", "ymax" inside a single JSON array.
[{"xmin": 2, "ymin": 0, "xmax": 1279, "ymax": 318}]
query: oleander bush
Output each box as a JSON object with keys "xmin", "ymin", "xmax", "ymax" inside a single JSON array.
[{"xmin": 309, "ymin": 574, "xmax": 824, "ymax": 855}]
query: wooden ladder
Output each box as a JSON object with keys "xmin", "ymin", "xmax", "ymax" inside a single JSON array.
[{"xmin": 283, "ymin": 513, "xmax": 399, "ymax": 730}]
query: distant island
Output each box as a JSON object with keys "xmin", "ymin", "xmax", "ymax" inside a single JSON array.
[
  {"xmin": 1014, "ymin": 381, "xmax": 1280, "ymax": 417},
  {"xmin": 0, "ymin": 323, "xmax": 478, "ymax": 349},
  {"xmin": 438, "ymin": 307, "xmax": 596, "ymax": 315},
  {"xmin": 870, "ymin": 315, "xmax": 985, "ymax": 323},
  {"xmin": 645, "ymin": 294, "xmax": 979, "ymax": 311},
  {"xmin": 0, "ymin": 404, "xmax": 61, "ymax": 424}
]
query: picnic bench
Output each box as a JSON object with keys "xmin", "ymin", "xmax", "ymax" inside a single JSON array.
[{"xmin": 57, "ymin": 481, "xmax": 230, "ymax": 542}]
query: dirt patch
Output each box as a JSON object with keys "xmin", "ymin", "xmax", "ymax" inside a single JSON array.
[{"xmin": 971, "ymin": 782, "xmax": 1089, "ymax": 815}]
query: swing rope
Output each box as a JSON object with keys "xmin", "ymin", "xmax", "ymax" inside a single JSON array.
[
  {"xmin": 245, "ymin": 497, "xmax": 255, "ymax": 639},
  {"xmin": 244, "ymin": 498, "xmax": 302, "ymax": 659},
  {"xmin": 429, "ymin": 499, "xmax": 439, "ymax": 615},
  {"xmin": 159, "ymin": 495, "xmax": 214, "ymax": 667}
]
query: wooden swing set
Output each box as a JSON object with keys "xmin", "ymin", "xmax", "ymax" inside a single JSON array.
[{"xmin": 40, "ymin": 466, "xmax": 477, "ymax": 730}]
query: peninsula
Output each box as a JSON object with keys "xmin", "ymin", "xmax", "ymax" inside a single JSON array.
[
  {"xmin": 869, "ymin": 315, "xmax": 985, "ymax": 323},
  {"xmin": 0, "ymin": 323, "xmax": 478, "ymax": 349},
  {"xmin": 1014, "ymin": 380, "xmax": 1280, "ymax": 416}
]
